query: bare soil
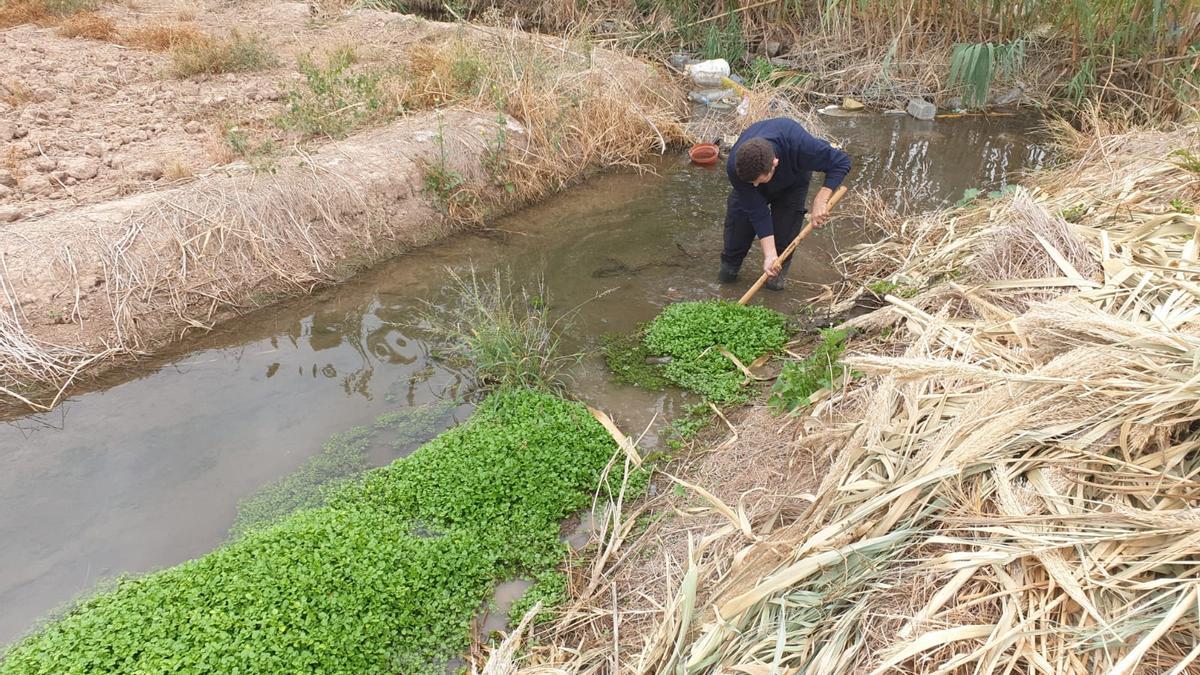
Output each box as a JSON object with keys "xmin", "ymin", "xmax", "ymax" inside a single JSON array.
[{"xmin": 0, "ymin": 0, "xmax": 687, "ymax": 409}]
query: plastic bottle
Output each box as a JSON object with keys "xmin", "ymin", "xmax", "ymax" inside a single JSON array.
[{"xmin": 685, "ymin": 59, "xmax": 731, "ymax": 88}]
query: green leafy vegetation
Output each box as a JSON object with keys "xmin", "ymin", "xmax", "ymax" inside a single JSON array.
[
  {"xmin": 1060, "ymin": 203, "xmax": 1088, "ymax": 223},
  {"xmin": 867, "ymin": 279, "xmax": 898, "ymax": 295},
  {"xmin": 947, "ymin": 40, "xmax": 1025, "ymax": 108},
  {"xmin": 507, "ymin": 569, "xmax": 567, "ymax": 626},
  {"xmin": 664, "ymin": 402, "xmax": 714, "ymax": 450},
  {"xmin": 422, "ymin": 123, "xmax": 468, "ymax": 211},
  {"xmin": 1170, "ymin": 198, "xmax": 1195, "ymax": 215},
  {"xmin": 601, "ymin": 330, "xmax": 672, "ymax": 390},
  {"xmin": 171, "ymin": 30, "xmax": 276, "ymax": 77},
  {"xmin": 867, "ymin": 278, "xmax": 917, "ymax": 298},
  {"xmin": 0, "ymin": 390, "xmax": 622, "ymax": 675},
  {"xmin": 417, "ymin": 268, "xmax": 579, "ymax": 392},
  {"xmin": 768, "ymin": 328, "xmax": 852, "ymax": 414},
  {"xmin": 278, "ymin": 46, "xmax": 400, "ymax": 139},
  {"xmin": 228, "ymin": 426, "xmax": 372, "ymax": 540},
  {"xmin": 955, "ymin": 184, "xmax": 1019, "ymax": 208},
  {"xmin": 1170, "ymin": 149, "xmax": 1200, "ymax": 175},
  {"xmin": 643, "ymin": 301, "xmax": 788, "ymax": 403}
]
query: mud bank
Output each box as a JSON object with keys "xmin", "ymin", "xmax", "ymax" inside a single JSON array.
[{"xmin": 0, "ymin": 11, "xmax": 685, "ymax": 410}]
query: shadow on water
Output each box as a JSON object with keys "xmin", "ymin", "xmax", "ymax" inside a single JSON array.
[{"xmin": 0, "ymin": 112, "xmax": 1048, "ymax": 645}]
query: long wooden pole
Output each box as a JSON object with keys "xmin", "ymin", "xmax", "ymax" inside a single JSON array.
[{"xmin": 738, "ymin": 185, "xmax": 849, "ymax": 306}]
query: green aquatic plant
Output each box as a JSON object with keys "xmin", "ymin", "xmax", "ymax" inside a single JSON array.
[
  {"xmin": 768, "ymin": 328, "xmax": 853, "ymax": 414},
  {"xmin": 664, "ymin": 402, "xmax": 714, "ymax": 450},
  {"xmin": 643, "ymin": 300, "xmax": 788, "ymax": 403},
  {"xmin": 507, "ymin": 569, "xmax": 567, "ymax": 627},
  {"xmin": 375, "ymin": 399, "xmax": 458, "ymax": 450},
  {"xmin": 228, "ymin": 426, "xmax": 372, "ymax": 540},
  {"xmin": 0, "ymin": 390, "xmax": 624, "ymax": 675},
  {"xmin": 601, "ymin": 330, "xmax": 672, "ymax": 390},
  {"xmin": 418, "ymin": 267, "xmax": 579, "ymax": 393}
]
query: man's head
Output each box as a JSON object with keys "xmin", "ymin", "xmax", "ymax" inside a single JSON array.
[{"xmin": 734, "ymin": 138, "xmax": 779, "ymax": 186}]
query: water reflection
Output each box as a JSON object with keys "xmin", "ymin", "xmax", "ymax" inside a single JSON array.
[{"xmin": 825, "ymin": 113, "xmax": 1047, "ymax": 210}]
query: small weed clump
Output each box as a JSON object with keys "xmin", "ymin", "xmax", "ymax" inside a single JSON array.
[
  {"xmin": 218, "ymin": 124, "xmax": 279, "ymax": 172},
  {"xmin": 1170, "ymin": 198, "xmax": 1194, "ymax": 215},
  {"xmin": 768, "ymin": 328, "xmax": 852, "ymax": 414},
  {"xmin": 278, "ymin": 47, "xmax": 401, "ymax": 140},
  {"xmin": 664, "ymin": 402, "xmax": 714, "ymax": 450},
  {"xmin": 1170, "ymin": 149, "xmax": 1200, "ymax": 174},
  {"xmin": 866, "ymin": 278, "xmax": 918, "ymax": 298},
  {"xmin": 421, "ymin": 122, "xmax": 473, "ymax": 215},
  {"xmin": 0, "ymin": 390, "xmax": 623, "ymax": 674},
  {"xmin": 1059, "ymin": 203, "xmax": 1087, "ymax": 223},
  {"xmin": 643, "ymin": 300, "xmax": 788, "ymax": 403},
  {"xmin": 56, "ymin": 11, "xmax": 115, "ymax": 39},
  {"xmin": 122, "ymin": 23, "xmax": 209, "ymax": 51},
  {"xmin": 417, "ymin": 268, "xmax": 579, "ymax": 392},
  {"xmin": 0, "ymin": 0, "xmax": 96, "ymax": 29},
  {"xmin": 171, "ymin": 30, "xmax": 276, "ymax": 78}
]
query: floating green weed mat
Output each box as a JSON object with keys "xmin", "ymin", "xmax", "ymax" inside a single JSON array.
[
  {"xmin": 601, "ymin": 330, "xmax": 673, "ymax": 390},
  {"xmin": 643, "ymin": 300, "xmax": 788, "ymax": 403},
  {"xmin": 228, "ymin": 425, "xmax": 372, "ymax": 540},
  {"xmin": 229, "ymin": 400, "xmax": 461, "ymax": 540},
  {"xmin": 375, "ymin": 398, "xmax": 459, "ymax": 449},
  {"xmin": 0, "ymin": 390, "xmax": 622, "ymax": 675}
]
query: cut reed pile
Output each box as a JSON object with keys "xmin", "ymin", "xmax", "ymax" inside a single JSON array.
[{"xmin": 485, "ymin": 123, "xmax": 1200, "ymax": 673}]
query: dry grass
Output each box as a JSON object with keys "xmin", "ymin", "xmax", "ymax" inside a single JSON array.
[
  {"xmin": 0, "ymin": 0, "xmax": 98, "ymax": 28},
  {"xmin": 170, "ymin": 30, "xmax": 276, "ymax": 77},
  {"xmin": 55, "ymin": 10, "xmax": 115, "ymax": 39},
  {"xmin": 383, "ymin": 21, "xmax": 687, "ymax": 222},
  {"xmin": 0, "ymin": 0, "xmax": 55, "ymax": 28},
  {"xmin": 483, "ymin": 125, "xmax": 1200, "ymax": 673},
  {"xmin": 162, "ymin": 160, "xmax": 194, "ymax": 181},
  {"xmin": 121, "ymin": 22, "xmax": 209, "ymax": 51}
]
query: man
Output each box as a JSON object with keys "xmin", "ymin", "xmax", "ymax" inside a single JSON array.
[{"xmin": 719, "ymin": 117, "xmax": 852, "ymax": 291}]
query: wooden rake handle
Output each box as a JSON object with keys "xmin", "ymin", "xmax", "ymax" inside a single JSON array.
[{"xmin": 737, "ymin": 184, "xmax": 849, "ymax": 306}]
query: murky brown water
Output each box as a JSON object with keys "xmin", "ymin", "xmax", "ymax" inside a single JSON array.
[{"xmin": 0, "ymin": 112, "xmax": 1047, "ymax": 645}]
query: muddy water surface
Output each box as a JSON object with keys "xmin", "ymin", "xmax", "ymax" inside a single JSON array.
[{"xmin": 0, "ymin": 112, "xmax": 1047, "ymax": 644}]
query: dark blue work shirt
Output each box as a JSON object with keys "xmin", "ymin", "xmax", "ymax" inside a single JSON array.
[{"xmin": 726, "ymin": 117, "xmax": 852, "ymax": 238}]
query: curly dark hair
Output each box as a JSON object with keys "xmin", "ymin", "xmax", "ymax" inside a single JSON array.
[{"xmin": 734, "ymin": 138, "xmax": 775, "ymax": 182}]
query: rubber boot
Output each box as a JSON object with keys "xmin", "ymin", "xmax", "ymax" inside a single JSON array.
[{"xmin": 717, "ymin": 261, "xmax": 740, "ymax": 284}]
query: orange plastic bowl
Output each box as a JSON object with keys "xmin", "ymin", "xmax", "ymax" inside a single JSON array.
[{"xmin": 689, "ymin": 143, "xmax": 719, "ymax": 166}]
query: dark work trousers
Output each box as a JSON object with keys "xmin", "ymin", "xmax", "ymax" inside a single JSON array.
[{"xmin": 721, "ymin": 185, "xmax": 808, "ymax": 272}]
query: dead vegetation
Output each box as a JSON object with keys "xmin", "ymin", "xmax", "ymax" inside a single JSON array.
[
  {"xmin": 55, "ymin": 11, "xmax": 115, "ymax": 39},
  {"xmin": 120, "ymin": 22, "xmax": 209, "ymax": 51},
  {"xmin": 482, "ymin": 123, "xmax": 1200, "ymax": 673},
  {"xmin": 169, "ymin": 30, "xmax": 276, "ymax": 77},
  {"xmin": 0, "ymin": 0, "xmax": 97, "ymax": 29}
]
